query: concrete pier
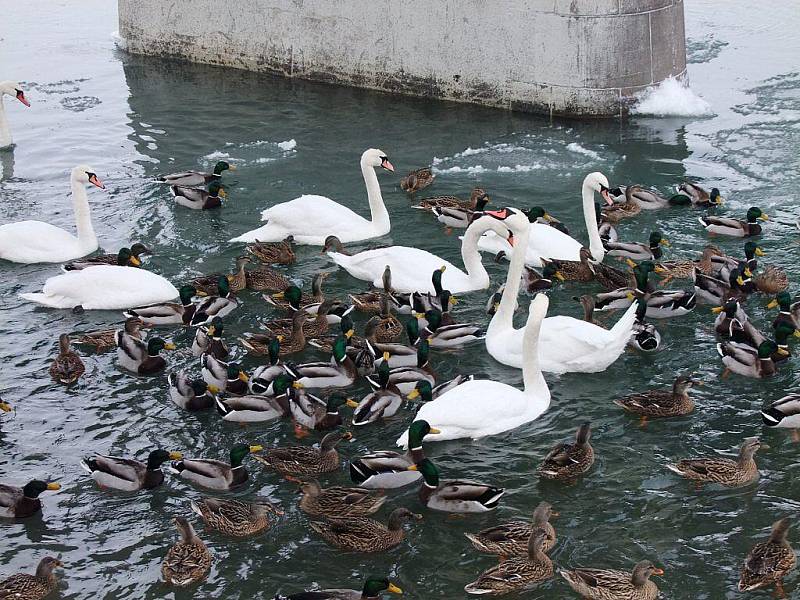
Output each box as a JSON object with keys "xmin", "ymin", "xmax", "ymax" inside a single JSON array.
[{"xmin": 118, "ymin": 0, "xmax": 686, "ymax": 118}]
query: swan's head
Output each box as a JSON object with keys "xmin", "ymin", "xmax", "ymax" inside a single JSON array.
[
  {"xmin": 0, "ymin": 81, "xmax": 30, "ymax": 107},
  {"xmin": 362, "ymin": 148, "xmax": 394, "ymax": 172},
  {"xmin": 529, "ymin": 292, "xmax": 550, "ymax": 321},
  {"xmin": 471, "ymin": 207, "xmax": 530, "ymax": 246},
  {"xmin": 584, "ymin": 172, "xmax": 613, "ymax": 205},
  {"xmin": 72, "ymin": 165, "xmax": 105, "ymax": 189}
]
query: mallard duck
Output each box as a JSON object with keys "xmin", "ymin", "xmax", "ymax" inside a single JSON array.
[
  {"xmin": 717, "ymin": 340, "xmax": 779, "ymax": 378},
  {"xmin": 125, "ymin": 285, "xmax": 204, "ymax": 327},
  {"xmin": 266, "ymin": 277, "xmax": 352, "ymax": 322},
  {"xmin": 353, "ymin": 317, "xmax": 418, "ymax": 369},
  {"xmin": 740, "ymin": 321, "xmax": 798, "ymax": 364},
  {"xmin": 157, "ymin": 160, "xmax": 234, "ymax": 186},
  {"xmin": 601, "ymin": 185, "xmax": 643, "ymax": 222},
  {"xmin": 431, "ymin": 194, "xmax": 490, "ymax": 230},
  {"xmin": 523, "ymin": 263, "xmax": 565, "ymax": 293},
  {"xmin": 413, "ymin": 188, "xmax": 486, "ymax": 211},
  {"xmin": 49, "ymin": 333, "xmax": 85, "ymax": 385},
  {"xmin": 762, "ymin": 394, "xmax": 800, "ymax": 431},
  {"xmin": 712, "ymin": 299, "xmax": 749, "ymax": 341},
  {"xmin": 0, "ymin": 557, "xmax": 63, "ymax": 600},
  {"xmin": 292, "ymin": 392, "xmax": 357, "ymax": 432},
  {"xmin": 245, "ymin": 262, "xmax": 292, "ymax": 293},
  {"xmin": 400, "ymin": 167, "xmax": 434, "ymax": 193},
  {"xmin": 679, "ymin": 181, "xmax": 724, "ymax": 207},
  {"xmin": 246, "ymin": 236, "xmax": 296, "ymax": 265},
  {"xmin": 595, "ymin": 262, "xmax": 696, "ymax": 318},
  {"xmin": 118, "ymin": 336, "xmax": 175, "ymax": 375},
  {"xmin": 309, "ymin": 507, "xmax": 422, "ymax": 553},
  {"xmin": 594, "ymin": 202, "xmax": 618, "ymax": 242},
  {"xmin": 524, "ymin": 206, "xmax": 570, "ymax": 234},
  {"xmin": 543, "ymin": 248, "xmax": 596, "ymax": 283},
  {"xmin": 628, "ymin": 301, "xmax": 661, "ymax": 352},
  {"xmin": 367, "ymin": 340, "xmax": 435, "ymax": 395},
  {"xmin": 171, "ymin": 180, "xmax": 226, "ymax": 210},
  {"xmin": 352, "ymin": 358, "xmax": 403, "ymax": 426},
  {"xmin": 406, "ymin": 374, "xmax": 478, "ymax": 403},
  {"xmin": 63, "ymin": 245, "xmax": 146, "ymax": 271},
  {"xmin": 693, "ymin": 266, "xmax": 748, "ymax": 305},
  {"xmin": 373, "ymin": 294, "xmax": 402, "ymax": 342},
  {"xmin": 161, "ymin": 517, "xmax": 212, "ymax": 587},
  {"xmin": 0, "ymin": 480, "xmax": 60, "ymax": 518},
  {"xmin": 80, "ymin": 449, "xmax": 182, "ymax": 491},
  {"xmin": 191, "ymin": 317, "xmax": 228, "ymax": 358},
  {"xmin": 754, "ymin": 264, "xmax": 789, "ymax": 295},
  {"xmin": 254, "ymin": 431, "xmax": 349, "ymax": 477},
  {"xmin": 768, "ymin": 291, "xmax": 800, "ymax": 331},
  {"xmin": 168, "ymin": 371, "xmax": 219, "ymax": 411},
  {"xmin": 605, "ymin": 231, "xmax": 669, "ymax": 261},
  {"xmin": 169, "ymin": 443, "xmax": 262, "ymax": 490},
  {"xmin": 349, "ymin": 420, "xmax": 440, "ymax": 489},
  {"xmin": 465, "ymin": 501, "xmax": 557, "ymax": 557},
  {"xmin": 293, "ymin": 337, "xmax": 357, "ymax": 389},
  {"xmin": 249, "ymin": 338, "xmax": 294, "ymax": 393},
  {"xmin": 667, "ymin": 437, "xmax": 763, "ymax": 487},
  {"xmin": 419, "ymin": 309, "xmax": 484, "ymax": 348},
  {"xmin": 264, "ymin": 300, "xmax": 339, "ymax": 339},
  {"xmin": 614, "ymin": 375, "xmax": 697, "ymax": 420},
  {"xmin": 408, "ymin": 458, "xmax": 504, "ymax": 513},
  {"xmin": 242, "ymin": 312, "xmax": 309, "ymax": 357},
  {"xmin": 739, "ymin": 518, "xmax": 796, "ymax": 595},
  {"xmin": 189, "ymin": 257, "xmax": 249, "ymax": 295},
  {"xmin": 299, "ymin": 480, "xmax": 386, "ymax": 518},
  {"xmin": 699, "ymin": 206, "xmax": 768, "ymax": 237},
  {"xmin": 274, "ymin": 577, "xmax": 402, "ymax": 600},
  {"xmin": 74, "ymin": 316, "xmax": 143, "ymax": 353},
  {"xmin": 560, "ymin": 560, "xmax": 663, "ymax": 600},
  {"xmin": 191, "ymin": 276, "xmax": 240, "ymax": 326},
  {"xmin": 201, "ymin": 356, "xmax": 249, "ymax": 394},
  {"xmin": 537, "ymin": 422, "xmax": 594, "ymax": 481},
  {"xmin": 464, "ymin": 529, "xmax": 554, "ymax": 595},
  {"xmin": 349, "ymin": 267, "xmax": 394, "ymax": 314},
  {"xmin": 191, "ymin": 497, "xmax": 280, "ymax": 537},
  {"xmin": 215, "ymin": 391, "xmax": 291, "ymax": 424}
]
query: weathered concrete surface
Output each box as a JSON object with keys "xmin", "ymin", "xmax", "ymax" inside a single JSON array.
[{"xmin": 118, "ymin": 0, "xmax": 686, "ymax": 118}]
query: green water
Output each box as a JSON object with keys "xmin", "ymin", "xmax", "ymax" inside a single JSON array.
[{"xmin": 2, "ymin": 1, "xmax": 800, "ymax": 598}]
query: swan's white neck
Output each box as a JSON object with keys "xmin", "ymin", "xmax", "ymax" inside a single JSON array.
[
  {"xmin": 583, "ymin": 181, "xmax": 605, "ymax": 261},
  {"xmin": 0, "ymin": 97, "xmax": 11, "ymax": 148},
  {"xmin": 360, "ymin": 158, "xmax": 390, "ymax": 235},
  {"xmin": 70, "ymin": 176, "xmax": 97, "ymax": 247},
  {"xmin": 460, "ymin": 221, "xmax": 492, "ymax": 289},
  {"xmin": 522, "ymin": 297, "xmax": 548, "ymax": 396},
  {"xmin": 491, "ymin": 219, "xmax": 530, "ymax": 330}
]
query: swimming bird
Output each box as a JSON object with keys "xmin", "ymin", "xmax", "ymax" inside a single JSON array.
[
  {"xmin": 465, "ymin": 501, "xmax": 557, "ymax": 556},
  {"xmin": 537, "ymin": 422, "xmax": 595, "ymax": 481},
  {"xmin": 408, "ymin": 458, "xmax": 504, "ymax": 513},
  {"xmin": 0, "ymin": 557, "xmax": 62, "ymax": 600},
  {"xmin": 464, "ymin": 529, "xmax": 553, "ymax": 595},
  {"xmin": 738, "ymin": 518, "xmax": 796, "ymax": 595},
  {"xmin": 308, "ymin": 507, "xmax": 422, "ymax": 553},
  {"xmin": 63, "ymin": 244, "xmax": 148, "ymax": 271},
  {"xmin": 49, "ymin": 333, "xmax": 85, "ymax": 385},
  {"xmin": 400, "ymin": 167, "xmax": 434, "ymax": 194},
  {"xmin": 191, "ymin": 497, "xmax": 280, "ymax": 538},
  {"xmin": 157, "ymin": 160, "xmax": 234, "ymax": 186},
  {"xmin": 169, "ymin": 443, "xmax": 262, "ymax": 490},
  {"xmin": 699, "ymin": 206, "xmax": 768, "ymax": 237},
  {"xmin": 0, "ymin": 80, "xmax": 30, "ymax": 148},
  {"xmin": 0, "ymin": 480, "xmax": 60, "ymax": 518},
  {"xmin": 81, "ymin": 449, "xmax": 182, "ymax": 491},
  {"xmin": 170, "ymin": 180, "xmax": 226, "ymax": 210},
  {"xmin": 161, "ymin": 517, "xmax": 212, "ymax": 587},
  {"xmin": 666, "ymin": 437, "xmax": 764, "ymax": 487},
  {"xmin": 560, "ymin": 560, "xmax": 663, "ymax": 600}
]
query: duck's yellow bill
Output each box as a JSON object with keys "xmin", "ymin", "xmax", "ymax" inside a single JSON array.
[
  {"xmin": 429, "ymin": 427, "xmax": 441, "ymax": 434},
  {"xmin": 755, "ymin": 247, "xmax": 766, "ymax": 256},
  {"xmin": 292, "ymin": 381, "xmax": 304, "ymax": 389},
  {"xmin": 345, "ymin": 399, "xmax": 359, "ymax": 408},
  {"xmin": 207, "ymin": 384, "xmax": 220, "ymax": 394},
  {"xmin": 388, "ymin": 583, "xmax": 403, "ymax": 594},
  {"xmin": 47, "ymin": 483, "xmax": 61, "ymax": 491},
  {"xmin": 249, "ymin": 445, "xmax": 263, "ymax": 453},
  {"xmin": 164, "ymin": 342, "xmax": 177, "ymax": 350},
  {"xmin": 407, "ymin": 389, "xmax": 420, "ymax": 400},
  {"xmin": 169, "ymin": 451, "xmax": 183, "ymax": 460},
  {"xmin": 759, "ymin": 214, "xmax": 769, "ymax": 221},
  {"xmin": 0, "ymin": 402, "xmax": 11, "ymax": 412},
  {"xmin": 239, "ymin": 372, "xmax": 250, "ymax": 382},
  {"xmin": 554, "ymin": 271, "xmax": 566, "ymax": 281},
  {"xmin": 767, "ymin": 299, "xmax": 779, "ymax": 309},
  {"xmin": 130, "ymin": 256, "xmax": 142, "ymax": 267},
  {"xmin": 661, "ymin": 239, "xmax": 671, "ymax": 247},
  {"xmin": 407, "ymin": 464, "xmax": 418, "ymax": 471},
  {"xmin": 711, "ymin": 306, "xmax": 724, "ymax": 314}
]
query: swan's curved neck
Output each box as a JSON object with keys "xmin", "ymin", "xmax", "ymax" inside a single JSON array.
[
  {"xmin": 361, "ymin": 159, "xmax": 390, "ymax": 234},
  {"xmin": 0, "ymin": 97, "xmax": 11, "ymax": 148},
  {"xmin": 492, "ymin": 221, "xmax": 530, "ymax": 330},
  {"xmin": 70, "ymin": 177, "xmax": 96, "ymax": 245},
  {"xmin": 522, "ymin": 300, "xmax": 548, "ymax": 395},
  {"xmin": 460, "ymin": 222, "xmax": 492, "ymax": 289},
  {"xmin": 583, "ymin": 182, "xmax": 605, "ymax": 261}
]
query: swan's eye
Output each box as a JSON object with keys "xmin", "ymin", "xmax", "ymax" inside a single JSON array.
[{"xmin": 380, "ymin": 156, "xmax": 388, "ymax": 162}]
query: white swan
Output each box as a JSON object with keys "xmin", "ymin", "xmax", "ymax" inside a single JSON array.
[
  {"xmin": 485, "ymin": 207, "xmax": 638, "ymax": 374},
  {"xmin": 0, "ymin": 165, "xmax": 103, "ymax": 263},
  {"xmin": 327, "ymin": 213, "xmax": 515, "ymax": 294},
  {"xmin": 230, "ymin": 148, "xmax": 394, "ymax": 245},
  {"xmin": 0, "ymin": 81, "xmax": 30, "ymax": 149},
  {"xmin": 20, "ymin": 265, "xmax": 179, "ymax": 310},
  {"xmin": 476, "ymin": 172, "xmax": 613, "ymax": 267},
  {"xmin": 396, "ymin": 294, "xmax": 550, "ymax": 446}
]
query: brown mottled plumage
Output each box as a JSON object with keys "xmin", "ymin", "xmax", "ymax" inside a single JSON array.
[
  {"xmin": 738, "ymin": 518, "xmax": 796, "ymax": 594},
  {"xmin": 0, "ymin": 557, "xmax": 62, "ymax": 600},
  {"xmin": 614, "ymin": 375, "xmax": 697, "ymax": 418},
  {"xmin": 49, "ymin": 334, "xmax": 85, "ymax": 385},
  {"xmin": 246, "ymin": 236, "xmax": 295, "ymax": 265},
  {"xmin": 191, "ymin": 497, "xmax": 280, "ymax": 537},
  {"xmin": 538, "ymin": 423, "xmax": 594, "ymax": 481},
  {"xmin": 667, "ymin": 437, "xmax": 763, "ymax": 487},
  {"xmin": 465, "ymin": 501, "xmax": 557, "ymax": 556},
  {"xmin": 161, "ymin": 517, "xmax": 212, "ymax": 587},
  {"xmin": 254, "ymin": 432, "xmax": 349, "ymax": 476},
  {"xmin": 560, "ymin": 560, "xmax": 663, "ymax": 600},
  {"xmin": 464, "ymin": 530, "xmax": 553, "ymax": 595},
  {"xmin": 400, "ymin": 167, "xmax": 434, "ymax": 193},
  {"xmin": 299, "ymin": 480, "xmax": 387, "ymax": 518},
  {"xmin": 309, "ymin": 507, "xmax": 422, "ymax": 553}
]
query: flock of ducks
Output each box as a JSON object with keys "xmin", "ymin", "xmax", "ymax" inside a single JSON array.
[{"xmin": 0, "ymin": 81, "xmax": 798, "ymax": 599}]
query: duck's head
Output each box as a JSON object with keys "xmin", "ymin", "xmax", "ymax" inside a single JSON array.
[
  {"xmin": 320, "ymin": 430, "xmax": 352, "ymax": 451},
  {"xmin": 22, "ymin": 480, "xmax": 61, "ymax": 498},
  {"xmin": 178, "ymin": 285, "xmax": 199, "ymax": 305},
  {"xmin": 146, "ymin": 449, "xmax": 182, "ymax": 469},
  {"xmin": 322, "ymin": 235, "xmax": 345, "ymax": 254},
  {"xmin": 361, "ymin": 149, "xmax": 394, "ymax": 172},
  {"xmin": 407, "ymin": 380, "xmax": 433, "ymax": 403},
  {"xmin": 632, "ymin": 561, "xmax": 664, "ymax": 586},
  {"xmin": 206, "ymin": 316, "xmax": 224, "ymax": 338},
  {"xmin": 273, "ymin": 285, "xmax": 302, "ymax": 308},
  {"xmin": 744, "ymin": 241, "xmax": 765, "ymax": 259},
  {"xmin": 267, "ymin": 336, "xmax": 281, "ymax": 364},
  {"xmin": 710, "ymin": 187, "xmax": 724, "ymax": 205},
  {"xmin": 207, "ymin": 180, "xmax": 225, "ymax": 197},
  {"xmin": 406, "ymin": 317, "xmax": 421, "ymax": 345},
  {"xmin": 757, "ymin": 341, "xmax": 779, "ymax": 361},
  {"xmin": 230, "ymin": 442, "xmax": 262, "ymax": 466},
  {"xmin": 124, "ymin": 316, "xmax": 143, "ymax": 333},
  {"xmin": 130, "ymin": 243, "xmax": 150, "ymax": 257},
  {"xmin": 362, "ymin": 578, "xmax": 403, "ymax": 597},
  {"xmin": 115, "ymin": 247, "xmax": 140, "ymax": 267},
  {"xmin": 406, "ymin": 419, "xmax": 440, "ymax": 448},
  {"xmin": 226, "ymin": 363, "xmax": 248, "ymax": 383},
  {"xmin": 148, "ymin": 337, "xmax": 175, "ymax": 356},
  {"xmin": 740, "ymin": 437, "xmax": 766, "ymax": 459},
  {"xmin": 584, "ymin": 172, "xmax": 613, "ymax": 205},
  {"xmin": 769, "ymin": 518, "xmax": 792, "ymax": 543},
  {"xmin": 272, "ymin": 373, "xmax": 302, "ymax": 397},
  {"xmin": 216, "ymin": 275, "xmax": 231, "ymax": 297},
  {"xmin": 212, "ymin": 160, "xmax": 234, "ymax": 175},
  {"xmin": 191, "ymin": 379, "xmax": 215, "ymax": 397},
  {"xmin": 36, "ymin": 557, "xmax": 63, "ymax": 578},
  {"xmin": 0, "ymin": 81, "xmax": 30, "ymax": 106},
  {"xmin": 430, "ymin": 265, "xmax": 446, "ymax": 294},
  {"xmin": 407, "ymin": 457, "xmax": 439, "ymax": 487},
  {"xmin": 72, "ymin": 165, "xmax": 105, "ymax": 189},
  {"xmin": 332, "ymin": 336, "xmax": 348, "ymax": 363},
  {"xmin": 524, "ymin": 206, "xmax": 550, "ymax": 223},
  {"xmin": 327, "ymin": 393, "xmax": 357, "ymax": 414},
  {"xmin": 533, "ymin": 501, "xmax": 558, "ymax": 524},
  {"xmin": 543, "ymin": 263, "xmax": 565, "ymax": 281},
  {"xmin": 673, "ymin": 375, "xmax": 698, "ymax": 394},
  {"xmin": 649, "ymin": 231, "xmax": 669, "ymax": 249},
  {"xmin": 746, "ymin": 206, "xmax": 768, "ymax": 223}
]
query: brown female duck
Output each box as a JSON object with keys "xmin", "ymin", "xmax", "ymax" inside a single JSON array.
[
  {"xmin": 309, "ymin": 507, "xmax": 422, "ymax": 553},
  {"xmin": 0, "ymin": 557, "xmax": 63, "ymax": 599},
  {"xmin": 667, "ymin": 437, "xmax": 764, "ymax": 487},
  {"xmin": 298, "ymin": 480, "xmax": 387, "ymax": 518},
  {"xmin": 49, "ymin": 333, "xmax": 85, "ymax": 385},
  {"xmin": 614, "ymin": 375, "xmax": 698, "ymax": 420},
  {"xmin": 738, "ymin": 518, "xmax": 796, "ymax": 595},
  {"xmin": 464, "ymin": 530, "xmax": 554, "ymax": 595},
  {"xmin": 161, "ymin": 517, "xmax": 212, "ymax": 587},
  {"xmin": 254, "ymin": 431, "xmax": 350, "ymax": 477},
  {"xmin": 246, "ymin": 235, "xmax": 296, "ymax": 265},
  {"xmin": 560, "ymin": 560, "xmax": 663, "ymax": 600},
  {"xmin": 537, "ymin": 422, "xmax": 594, "ymax": 481},
  {"xmin": 465, "ymin": 501, "xmax": 557, "ymax": 557}
]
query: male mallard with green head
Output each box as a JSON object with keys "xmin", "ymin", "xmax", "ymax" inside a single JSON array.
[
  {"xmin": 171, "ymin": 179, "xmax": 226, "ymax": 210},
  {"xmin": 407, "ymin": 458, "xmax": 504, "ymax": 513},
  {"xmin": 157, "ymin": 160, "xmax": 234, "ymax": 186},
  {"xmin": 274, "ymin": 576, "xmax": 402, "ymax": 600},
  {"xmin": 125, "ymin": 284, "xmax": 204, "ymax": 326},
  {"xmin": 169, "ymin": 443, "xmax": 262, "ymax": 490},
  {"xmin": 81, "ymin": 449, "xmax": 182, "ymax": 491},
  {"xmin": 699, "ymin": 206, "xmax": 768, "ymax": 237},
  {"xmin": 0, "ymin": 480, "xmax": 61, "ymax": 518}
]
